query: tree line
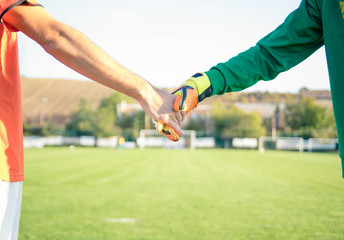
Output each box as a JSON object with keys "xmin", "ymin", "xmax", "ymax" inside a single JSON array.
[{"xmin": 23, "ymin": 91, "xmax": 337, "ymax": 141}]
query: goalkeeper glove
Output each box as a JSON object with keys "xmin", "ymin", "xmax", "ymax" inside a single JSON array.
[
  {"xmin": 172, "ymin": 72, "xmax": 212, "ymax": 112},
  {"xmin": 152, "ymin": 120, "xmax": 180, "ymax": 142},
  {"xmin": 154, "ymin": 72, "xmax": 213, "ymax": 141}
]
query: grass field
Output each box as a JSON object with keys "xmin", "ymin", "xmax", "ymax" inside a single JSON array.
[{"xmin": 20, "ymin": 147, "xmax": 344, "ymax": 240}]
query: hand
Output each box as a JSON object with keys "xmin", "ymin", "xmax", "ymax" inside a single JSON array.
[
  {"xmin": 152, "ymin": 120, "xmax": 181, "ymax": 142},
  {"xmin": 154, "ymin": 73, "xmax": 213, "ymax": 141},
  {"xmin": 136, "ymin": 85, "xmax": 184, "ymax": 137}
]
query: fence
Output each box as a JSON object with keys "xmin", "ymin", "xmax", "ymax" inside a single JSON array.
[
  {"xmin": 24, "ymin": 136, "xmax": 120, "ymax": 148},
  {"xmin": 23, "ymin": 135, "xmax": 338, "ymax": 152}
]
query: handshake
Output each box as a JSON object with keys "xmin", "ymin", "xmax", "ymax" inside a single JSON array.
[{"xmin": 153, "ymin": 72, "xmax": 212, "ymax": 141}]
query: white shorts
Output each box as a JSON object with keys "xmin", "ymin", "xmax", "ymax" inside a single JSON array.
[{"xmin": 0, "ymin": 180, "xmax": 23, "ymax": 240}]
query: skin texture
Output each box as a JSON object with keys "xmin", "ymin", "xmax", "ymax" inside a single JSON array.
[{"xmin": 3, "ymin": 2, "xmax": 183, "ymax": 134}]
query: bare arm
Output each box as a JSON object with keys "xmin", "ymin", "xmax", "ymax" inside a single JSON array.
[{"xmin": 3, "ymin": 3, "xmax": 183, "ymax": 133}]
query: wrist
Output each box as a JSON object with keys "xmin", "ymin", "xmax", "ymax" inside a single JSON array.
[
  {"xmin": 185, "ymin": 72, "xmax": 212, "ymax": 103},
  {"xmin": 135, "ymin": 82, "xmax": 153, "ymax": 103}
]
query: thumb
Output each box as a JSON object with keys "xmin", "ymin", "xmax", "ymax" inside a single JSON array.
[{"xmin": 165, "ymin": 121, "xmax": 184, "ymax": 136}]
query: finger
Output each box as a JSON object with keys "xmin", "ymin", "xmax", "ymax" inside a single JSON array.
[
  {"xmin": 180, "ymin": 111, "xmax": 187, "ymax": 121},
  {"xmin": 175, "ymin": 111, "xmax": 183, "ymax": 125},
  {"xmin": 166, "ymin": 121, "xmax": 184, "ymax": 136},
  {"xmin": 170, "ymin": 115, "xmax": 179, "ymax": 127}
]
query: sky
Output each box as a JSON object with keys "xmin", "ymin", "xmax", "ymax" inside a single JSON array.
[{"xmin": 18, "ymin": 0, "xmax": 331, "ymax": 93}]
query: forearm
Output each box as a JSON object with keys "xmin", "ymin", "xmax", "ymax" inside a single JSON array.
[
  {"xmin": 206, "ymin": 0, "xmax": 324, "ymax": 95},
  {"xmin": 3, "ymin": 3, "xmax": 153, "ymax": 102},
  {"xmin": 40, "ymin": 22, "xmax": 180, "ymax": 128},
  {"xmin": 206, "ymin": 46, "xmax": 277, "ymax": 94},
  {"xmin": 3, "ymin": 2, "xmax": 183, "ymax": 134}
]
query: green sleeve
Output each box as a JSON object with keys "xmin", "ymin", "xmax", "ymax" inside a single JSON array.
[{"xmin": 206, "ymin": 0, "xmax": 324, "ymax": 95}]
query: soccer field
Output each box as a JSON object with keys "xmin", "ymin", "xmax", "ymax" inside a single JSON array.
[{"xmin": 20, "ymin": 148, "xmax": 344, "ymax": 240}]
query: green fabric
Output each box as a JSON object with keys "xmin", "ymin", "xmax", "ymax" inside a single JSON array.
[
  {"xmin": 205, "ymin": 0, "xmax": 344, "ymax": 178},
  {"xmin": 342, "ymin": 159, "xmax": 344, "ymax": 178}
]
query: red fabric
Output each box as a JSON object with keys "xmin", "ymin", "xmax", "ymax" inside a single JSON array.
[{"xmin": 0, "ymin": 0, "xmax": 41, "ymax": 181}]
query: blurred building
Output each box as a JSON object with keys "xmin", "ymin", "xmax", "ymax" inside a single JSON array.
[{"xmin": 299, "ymin": 87, "xmax": 332, "ymax": 108}]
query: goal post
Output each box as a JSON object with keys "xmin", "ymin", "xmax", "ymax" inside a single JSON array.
[
  {"xmin": 137, "ymin": 129, "xmax": 196, "ymax": 150},
  {"xmin": 307, "ymin": 138, "xmax": 338, "ymax": 152},
  {"xmin": 258, "ymin": 136, "xmax": 304, "ymax": 152},
  {"xmin": 258, "ymin": 136, "xmax": 338, "ymax": 152}
]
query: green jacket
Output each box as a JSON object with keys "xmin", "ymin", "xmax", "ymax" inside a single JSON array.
[{"xmin": 205, "ymin": 0, "xmax": 344, "ymax": 178}]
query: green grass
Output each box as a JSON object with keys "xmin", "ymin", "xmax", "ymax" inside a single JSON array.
[{"xmin": 20, "ymin": 148, "xmax": 344, "ymax": 240}]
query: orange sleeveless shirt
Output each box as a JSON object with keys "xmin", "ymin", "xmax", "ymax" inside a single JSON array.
[{"xmin": 0, "ymin": 0, "xmax": 41, "ymax": 182}]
